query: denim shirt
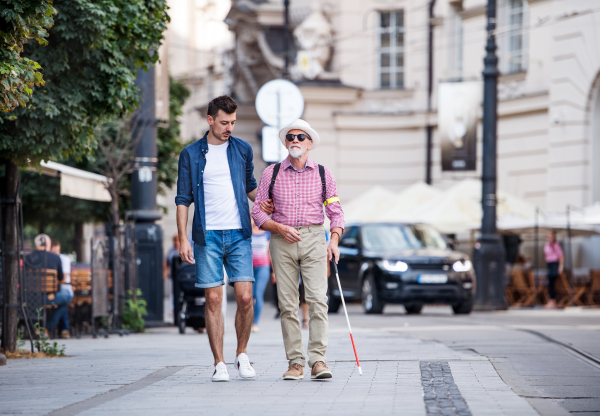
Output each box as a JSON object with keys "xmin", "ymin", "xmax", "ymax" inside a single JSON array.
[{"xmin": 175, "ymin": 132, "xmax": 258, "ymax": 246}]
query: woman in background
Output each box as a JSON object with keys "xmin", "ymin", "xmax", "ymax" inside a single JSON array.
[
  {"xmin": 543, "ymin": 231, "xmax": 563, "ymax": 309},
  {"xmin": 251, "ymin": 219, "xmax": 271, "ymax": 332}
]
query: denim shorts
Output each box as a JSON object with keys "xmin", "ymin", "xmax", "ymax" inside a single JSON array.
[{"xmin": 194, "ymin": 229, "xmax": 254, "ymax": 288}]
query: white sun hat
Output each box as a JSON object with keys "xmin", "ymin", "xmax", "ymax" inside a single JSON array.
[{"xmin": 278, "ymin": 119, "xmax": 320, "ymax": 150}]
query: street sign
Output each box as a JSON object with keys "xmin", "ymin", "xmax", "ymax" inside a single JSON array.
[
  {"xmin": 262, "ymin": 126, "xmax": 287, "ymax": 163},
  {"xmin": 255, "ymin": 79, "xmax": 304, "ymax": 128}
]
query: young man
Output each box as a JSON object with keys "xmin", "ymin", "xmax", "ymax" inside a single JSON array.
[
  {"xmin": 252, "ymin": 119, "xmax": 344, "ymax": 380},
  {"xmin": 175, "ymin": 95, "xmax": 258, "ymax": 382}
]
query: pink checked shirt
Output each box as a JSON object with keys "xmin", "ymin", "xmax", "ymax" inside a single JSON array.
[{"xmin": 252, "ymin": 156, "xmax": 345, "ymax": 231}]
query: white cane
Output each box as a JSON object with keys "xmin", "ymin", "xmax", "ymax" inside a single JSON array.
[{"xmin": 331, "ymin": 260, "xmax": 362, "ymax": 375}]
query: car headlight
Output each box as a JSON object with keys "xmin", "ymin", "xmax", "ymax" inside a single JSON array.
[
  {"xmin": 380, "ymin": 260, "xmax": 409, "ymax": 272},
  {"xmin": 452, "ymin": 260, "xmax": 472, "ymax": 272}
]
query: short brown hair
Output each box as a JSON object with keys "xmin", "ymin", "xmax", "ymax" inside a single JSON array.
[
  {"xmin": 51, "ymin": 239, "xmax": 60, "ymax": 248},
  {"xmin": 207, "ymin": 95, "xmax": 237, "ymax": 119}
]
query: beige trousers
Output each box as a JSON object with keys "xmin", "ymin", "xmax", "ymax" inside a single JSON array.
[{"xmin": 269, "ymin": 225, "xmax": 328, "ymax": 368}]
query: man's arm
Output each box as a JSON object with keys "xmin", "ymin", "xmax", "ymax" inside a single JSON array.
[
  {"xmin": 247, "ymin": 188, "xmax": 257, "ymax": 202},
  {"xmin": 56, "ymin": 256, "xmax": 64, "ymax": 282},
  {"xmin": 177, "ymin": 205, "xmax": 194, "ymax": 264},
  {"xmin": 323, "ymin": 167, "xmax": 344, "ymax": 263},
  {"xmin": 327, "ymin": 227, "xmax": 342, "ymax": 263},
  {"xmin": 175, "ymin": 149, "xmax": 195, "ymax": 264},
  {"xmin": 245, "ymin": 143, "xmax": 258, "ymax": 201}
]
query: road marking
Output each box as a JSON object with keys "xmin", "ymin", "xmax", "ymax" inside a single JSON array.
[
  {"xmin": 47, "ymin": 366, "xmax": 183, "ymax": 416},
  {"xmin": 518, "ymin": 328, "xmax": 600, "ymax": 370}
]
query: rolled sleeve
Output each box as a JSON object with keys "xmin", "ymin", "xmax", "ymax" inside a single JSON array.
[
  {"xmin": 175, "ymin": 149, "xmax": 193, "ymax": 207},
  {"xmin": 245, "ymin": 145, "xmax": 258, "ymax": 193},
  {"xmin": 324, "ymin": 167, "xmax": 345, "ymax": 232},
  {"xmin": 251, "ymin": 166, "xmax": 274, "ymax": 229}
]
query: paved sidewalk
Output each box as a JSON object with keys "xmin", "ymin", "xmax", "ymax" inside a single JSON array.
[{"xmin": 1, "ymin": 304, "xmax": 543, "ymax": 416}]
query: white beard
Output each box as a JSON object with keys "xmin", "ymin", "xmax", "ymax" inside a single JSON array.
[{"xmin": 289, "ymin": 146, "xmax": 304, "ymax": 159}]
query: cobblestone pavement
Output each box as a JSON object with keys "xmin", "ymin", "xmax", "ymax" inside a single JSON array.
[{"xmin": 1, "ymin": 304, "xmax": 598, "ymax": 416}]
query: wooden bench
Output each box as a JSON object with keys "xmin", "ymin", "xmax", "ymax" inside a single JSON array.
[
  {"xmin": 587, "ymin": 270, "xmax": 600, "ymax": 306},
  {"xmin": 555, "ymin": 272, "xmax": 573, "ymax": 308},
  {"xmin": 506, "ymin": 269, "xmax": 536, "ymax": 307},
  {"xmin": 71, "ymin": 269, "xmax": 92, "ymax": 306}
]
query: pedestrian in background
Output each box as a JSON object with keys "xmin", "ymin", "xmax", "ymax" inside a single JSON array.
[
  {"xmin": 50, "ymin": 240, "xmax": 73, "ymax": 339},
  {"xmin": 252, "ymin": 119, "xmax": 344, "ymax": 381},
  {"xmin": 251, "ymin": 218, "xmax": 271, "ymax": 333},
  {"xmin": 544, "ymin": 231, "xmax": 564, "ymax": 309},
  {"xmin": 24, "ymin": 234, "xmax": 65, "ymax": 339},
  {"xmin": 176, "ymin": 95, "xmax": 258, "ymax": 382}
]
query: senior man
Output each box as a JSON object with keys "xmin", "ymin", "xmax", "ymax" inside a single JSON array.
[{"xmin": 252, "ymin": 119, "xmax": 344, "ymax": 380}]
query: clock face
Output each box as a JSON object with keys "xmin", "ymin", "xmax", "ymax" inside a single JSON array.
[{"xmin": 255, "ymin": 79, "xmax": 305, "ymax": 128}]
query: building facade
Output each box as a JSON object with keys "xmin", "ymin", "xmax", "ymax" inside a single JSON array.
[{"xmin": 161, "ymin": 0, "xmax": 600, "ymax": 263}]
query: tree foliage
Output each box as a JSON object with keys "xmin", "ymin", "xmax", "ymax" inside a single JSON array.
[
  {"xmin": 0, "ymin": 0, "xmax": 170, "ymax": 165},
  {"xmin": 0, "ymin": 0, "xmax": 55, "ymax": 113},
  {"xmin": 21, "ymin": 77, "xmax": 190, "ymax": 248}
]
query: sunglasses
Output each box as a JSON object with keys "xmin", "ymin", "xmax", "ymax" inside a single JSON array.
[{"xmin": 285, "ymin": 133, "xmax": 311, "ymax": 142}]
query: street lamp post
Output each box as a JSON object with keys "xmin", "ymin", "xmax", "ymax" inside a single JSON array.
[
  {"xmin": 129, "ymin": 66, "xmax": 164, "ymax": 322},
  {"xmin": 283, "ymin": 0, "xmax": 290, "ymax": 79},
  {"xmin": 473, "ymin": 0, "xmax": 506, "ymax": 310}
]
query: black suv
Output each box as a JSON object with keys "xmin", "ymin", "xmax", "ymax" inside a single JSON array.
[{"xmin": 328, "ymin": 223, "xmax": 475, "ymax": 315}]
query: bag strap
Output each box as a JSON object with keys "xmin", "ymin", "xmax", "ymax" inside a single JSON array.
[
  {"xmin": 268, "ymin": 163, "xmax": 281, "ymax": 201},
  {"xmin": 319, "ymin": 164, "xmax": 340, "ymax": 207},
  {"xmin": 318, "ymin": 165, "xmax": 326, "ymax": 202}
]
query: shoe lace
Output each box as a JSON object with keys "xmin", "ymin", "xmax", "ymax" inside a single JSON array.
[
  {"xmin": 290, "ymin": 363, "xmax": 302, "ymax": 371},
  {"xmin": 239, "ymin": 355, "xmax": 252, "ymax": 370}
]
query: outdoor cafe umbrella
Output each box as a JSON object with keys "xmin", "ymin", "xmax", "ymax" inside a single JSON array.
[
  {"xmin": 378, "ymin": 182, "xmax": 443, "ymax": 222},
  {"xmin": 342, "ymin": 186, "xmax": 397, "ymax": 224},
  {"xmin": 412, "ymin": 178, "xmax": 538, "ymax": 234}
]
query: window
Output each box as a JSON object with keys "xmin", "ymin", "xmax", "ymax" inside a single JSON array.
[
  {"xmin": 378, "ymin": 11, "xmax": 404, "ymax": 89},
  {"xmin": 448, "ymin": 5, "xmax": 463, "ymax": 80},
  {"xmin": 504, "ymin": 0, "xmax": 527, "ymax": 74}
]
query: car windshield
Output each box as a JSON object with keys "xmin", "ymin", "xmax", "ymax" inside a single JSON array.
[{"xmin": 361, "ymin": 224, "xmax": 447, "ymax": 251}]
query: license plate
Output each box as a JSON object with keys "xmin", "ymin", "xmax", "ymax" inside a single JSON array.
[{"xmin": 418, "ymin": 274, "xmax": 448, "ymax": 284}]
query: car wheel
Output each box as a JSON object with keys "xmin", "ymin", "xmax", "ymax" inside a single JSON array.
[
  {"xmin": 405, "ymin": 304, "xmax": 423, "ymax": 315},
  {"xmin": 362, "ymin": 274, "xmax": 384, "ymax": 314},
  {"xmin": 328, "ymin": 292, "xmax": 341, "ymax": 313},
  {"xmin": 452, "ymin": 300, "xmax": 473, "ymax": 315}
]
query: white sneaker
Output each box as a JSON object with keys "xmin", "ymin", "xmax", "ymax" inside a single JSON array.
[
  {"xmin": 212, "ymin": 362, "xmax": 229, "ymax": 382},
  {"xmin": 235, "ymin": 353, "xmax": 256, "ymax": 378}
]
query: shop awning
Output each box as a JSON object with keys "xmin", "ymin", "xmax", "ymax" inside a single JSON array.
[{"xmin": 33, "ymin": 161, "xmax": 111, "ymax": 202}]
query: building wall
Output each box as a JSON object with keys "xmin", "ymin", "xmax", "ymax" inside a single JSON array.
[{"xmin": 159, "ymin": 0, "xmax": 600, "ymax": 258}]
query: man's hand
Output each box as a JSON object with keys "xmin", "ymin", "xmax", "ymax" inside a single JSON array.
[
  {"xmin": 327, "ymin": 241, "xmax": 340, "ymax": 264},
  {"xmin": 278, "ymin": 224, "xmax": 302, "ymax": 244},
  {"xmin": 261, "ymin": 199, "xmax": 274, "ymax": 215},
  {"xmin": 179, "ymin": 238, "xmax": 194, "ymax": 264}
]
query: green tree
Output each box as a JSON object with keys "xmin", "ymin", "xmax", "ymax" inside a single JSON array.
[
  {"xmin": 0, "ymin": 0, "xmax": 169, "ymax": 353},
  {"xmin": 19, "ymin": 77, "xmax": 190, "ymax": 255},
  {"xmin": 0, "ymin": 0, "xmax": 55, "ymax": 113}
]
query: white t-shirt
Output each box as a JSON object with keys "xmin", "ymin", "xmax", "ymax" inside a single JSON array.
[
  {"xmin": 59, "ymin": 253, "xmax": 73, "ymax": 296},
  {"xmin": 204, "ymin": 141, "xmax": 242, "ymax": 230}
]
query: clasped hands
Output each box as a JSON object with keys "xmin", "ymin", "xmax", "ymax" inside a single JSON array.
[{"xmin": 259, "ymin": 199, "xmax": 339, "ymax": 263}]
